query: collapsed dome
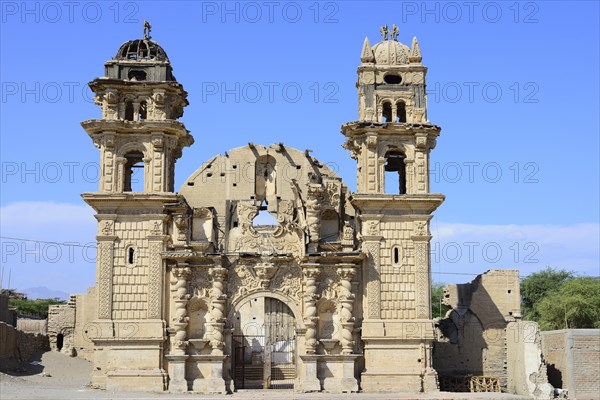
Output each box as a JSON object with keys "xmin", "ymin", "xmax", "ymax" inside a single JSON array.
[{"xmin": 115, "ymin": 38, "xmax": 169, "ymax": 62}]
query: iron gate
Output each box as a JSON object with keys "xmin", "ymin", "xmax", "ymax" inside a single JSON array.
[{"xmin": 233, "ymin": 298, "xmax": 296, "ymax": 389}]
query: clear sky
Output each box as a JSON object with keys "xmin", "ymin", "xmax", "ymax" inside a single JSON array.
[{"xmin": 1, "ymin": 1, "xmax": 599, "ymax": 295}]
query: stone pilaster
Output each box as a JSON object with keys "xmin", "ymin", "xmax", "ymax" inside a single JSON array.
[
  {"xmin": 412, "ymin": 221, "xmax": 432, "ymax": 320},
  {"xmin": 362, "ymin": 221, "xmax": 382, "ymax": 320},
  {"xmin": 96, "ymin": 221, "xmax": 116, "ymax": 319}
]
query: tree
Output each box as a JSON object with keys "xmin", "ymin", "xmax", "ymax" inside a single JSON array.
[
  {"xmin": 8, "ymin": 298, "xmax": 66, "ymax": 319},
  {"xmin": 535, "ymin": 278, "xmax": 600, "ymax": 330},
  {"xmin": 520, "ymin": 267, "xmax": 574, "ymax": 321},
  {"xmin": 431, "ymin": 282, "xmax": 451, "ymax": 319}
]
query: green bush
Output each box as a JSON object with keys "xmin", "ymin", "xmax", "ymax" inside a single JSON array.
[{"xmin": 8, "ymin": 298, "xmax": 66, "ymax": 318}]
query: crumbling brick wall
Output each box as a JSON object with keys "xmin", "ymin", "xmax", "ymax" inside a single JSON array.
[{"xmin": 542, "ymin": 329, "xmax": 600, "ymax": 400}]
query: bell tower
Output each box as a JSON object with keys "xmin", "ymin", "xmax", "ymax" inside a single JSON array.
[
  {"xmin": 83, "ymin": 22, "xmax": 193, "ymax": 194},
  {"xmin": 81, "ymin": 23, "xmax": 194, "ymax": 391},
  {"xmin": 342, "ymin": 25, "xmax": 444, "ymax": 392}
]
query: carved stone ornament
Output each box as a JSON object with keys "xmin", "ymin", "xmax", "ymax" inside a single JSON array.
[
  {"xmin": 150, "ymin": 221, "xmax": 163, "ymax": 235},
  {"xmin": 367, "ymin": 220, "xmax": 379, "ymax": 236},
  {"xmin": 228, "ymin": 263, "xmax": 302, "ymax": 305},
  {"xmin": 174, "ymin": 214, "xmax": 189, "ymax": 241},
  {"xmin": 415, "ymin": 221, "xmax": 428, "ymax": 236},
  {"xmin": 101, "ymin": 221, "xmax": 114, "ymax": 236},
  {"xmin": 252, "ymin": 262, "xmax": 279, "ymax": 289}
]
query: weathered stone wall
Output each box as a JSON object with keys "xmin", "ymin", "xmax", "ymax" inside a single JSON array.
[
  {"xmin": 541, "ymin": 329, "xmax": 600, "ymax": 400},
  {"xmin": 0, "ymin": 321, "xmax": 50, "ymax": 370},
  {"xmin": 17, "ymin": 318, "xmax": 48, "ymax": 334}
]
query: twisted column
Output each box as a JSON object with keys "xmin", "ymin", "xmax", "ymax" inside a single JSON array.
[
  {"xmin": 170, "ymin": 265, "xmax": 191, "ymax": 355},
  {"xmin": 337, "ymin": 265, "xmax": 356, "ymax": 355},
  {"xmin": 305, "ymin": 184, "xmax": 323, "ymax": 253},
  {"xmin": 208, "ymin": 266, "xmax": 228, "ymax": 355},
  {"xmin": 302, "ymin": 264, "xmax": 321, "ymax": 354}
]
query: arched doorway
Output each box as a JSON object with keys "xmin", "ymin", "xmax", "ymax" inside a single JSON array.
[{"xmin": 232, "ymin": 296, "xmax": 297, "ymax": 389}]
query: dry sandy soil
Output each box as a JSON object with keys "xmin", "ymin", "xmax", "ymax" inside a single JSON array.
[{"xmin": 0, "ymin": 351, "xmax": 532, "ymax": 400}]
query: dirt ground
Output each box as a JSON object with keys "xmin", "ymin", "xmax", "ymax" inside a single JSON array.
[{"xmin": 0, "ymin": 351, "xmax": 532, "ymax": 400}]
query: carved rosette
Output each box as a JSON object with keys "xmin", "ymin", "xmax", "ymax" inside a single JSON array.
[
  {"xmin": 170, "ymin": 266, "xmax": 191, "ymax": 355},
  {"xmin": 207, "ymin": 266, "xmax": 228, "ymax": 355},
  {"xmin": 302, "ymin": 265, "xmax": 321, "ymax": 354},
  {"xmin": 337, "ymin": 265, "xmax": 356, "ymax": 354}
]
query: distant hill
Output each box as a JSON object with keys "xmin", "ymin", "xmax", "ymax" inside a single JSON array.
[{"xmin": 21, "ymin": 287, "xmax": 69, "ymax": 301}]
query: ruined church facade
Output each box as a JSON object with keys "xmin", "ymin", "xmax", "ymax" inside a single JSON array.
[{"xmin": 79, "ymin": 26, "xmax": 444, "ymax": 393}]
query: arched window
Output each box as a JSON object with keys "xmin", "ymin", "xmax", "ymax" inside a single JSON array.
[
  {"xmin": 123, "ymin": 151, "xmax": 144, "ymax": 192},
  {"xmin": 392, "ymin": 245, "xmax": 402, "ymax": 269},
  {"xmin": 382, "ymin": 101, "xmax": 393, "ymax": 123},
  {"xmin": 126, "ymin": 245, "xmax": 137, "ymax": 266},
  {"xmin": 128, "ymin": 70, "xmax": 147, "ymax": 81},
  {"xmin": 138, "ymin": 101, "xmax": 147, "ymax": 120},
  {"xmin": 128, "ymin": 247, "xmax": 135, "ymax": 264},
  {"xmin": 384, "ymin": 150, "xmax": 407, "ymax": 194},
  {"xmin": 396, "ymin": 101, "xmax": 407, "ymax": 123},
  {"xmin": 124, "ymin": 101, "xmax": 134, "ymax": 121}
]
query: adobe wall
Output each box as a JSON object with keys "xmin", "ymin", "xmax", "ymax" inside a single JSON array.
[
  {"xmin": 434, "ymin": 269, "xmax": 521, "ymax": 389},
  {"xmin": 47, "ymin": 295, "xmax": 76, "ymax": 355},
  {"xmin": 0, "ymin": 294, "xmax": 16, "ymax": 326},
  {"xmin": 17, "ymin": 318, "xmax": 48, "ymax": 334},
  {"xmin": 0, "ymin": 321, "xmax": 50, "ymax": 370},
  {"xmin": 506, "ymin": 320, "xmax": 553, "ymax": 399},
  {"xmin": 542, "ymin": 329, "xmax": 600, "ymax": 400},
  {"xmin": 72, "ymin": 287, "xmax": 96, "ymax": 360}
]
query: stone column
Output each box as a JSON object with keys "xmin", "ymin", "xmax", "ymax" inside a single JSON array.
[
  {"xmin": 207, "ymin": 266, "xmax": 227, "ymax": 355},
  {"xmin": 302, "ymin": 264, "xmax": 320, "ymax": 354},
  {"xmin": 167, "ymin": 264, "xmax": 190, "ymax": 392},
  {"xmin": 300, "ymin": 263, "xmax": 321, "ymax": 392},
  {"xmin": 305, "ymin": 185, "xmax": 323, "ymax": 253},
  {"xmin": 337, "ymin": 265, "xmax": 356, "ymax": 355},
  {"xmin": 192, "ymin": 265, "xmax": 227, "ymax": 394}
]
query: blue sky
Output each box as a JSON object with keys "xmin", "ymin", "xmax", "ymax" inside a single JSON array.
[{"xmin": 1, "ymin": 1, "xmax": 599, "ymax": 294}]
